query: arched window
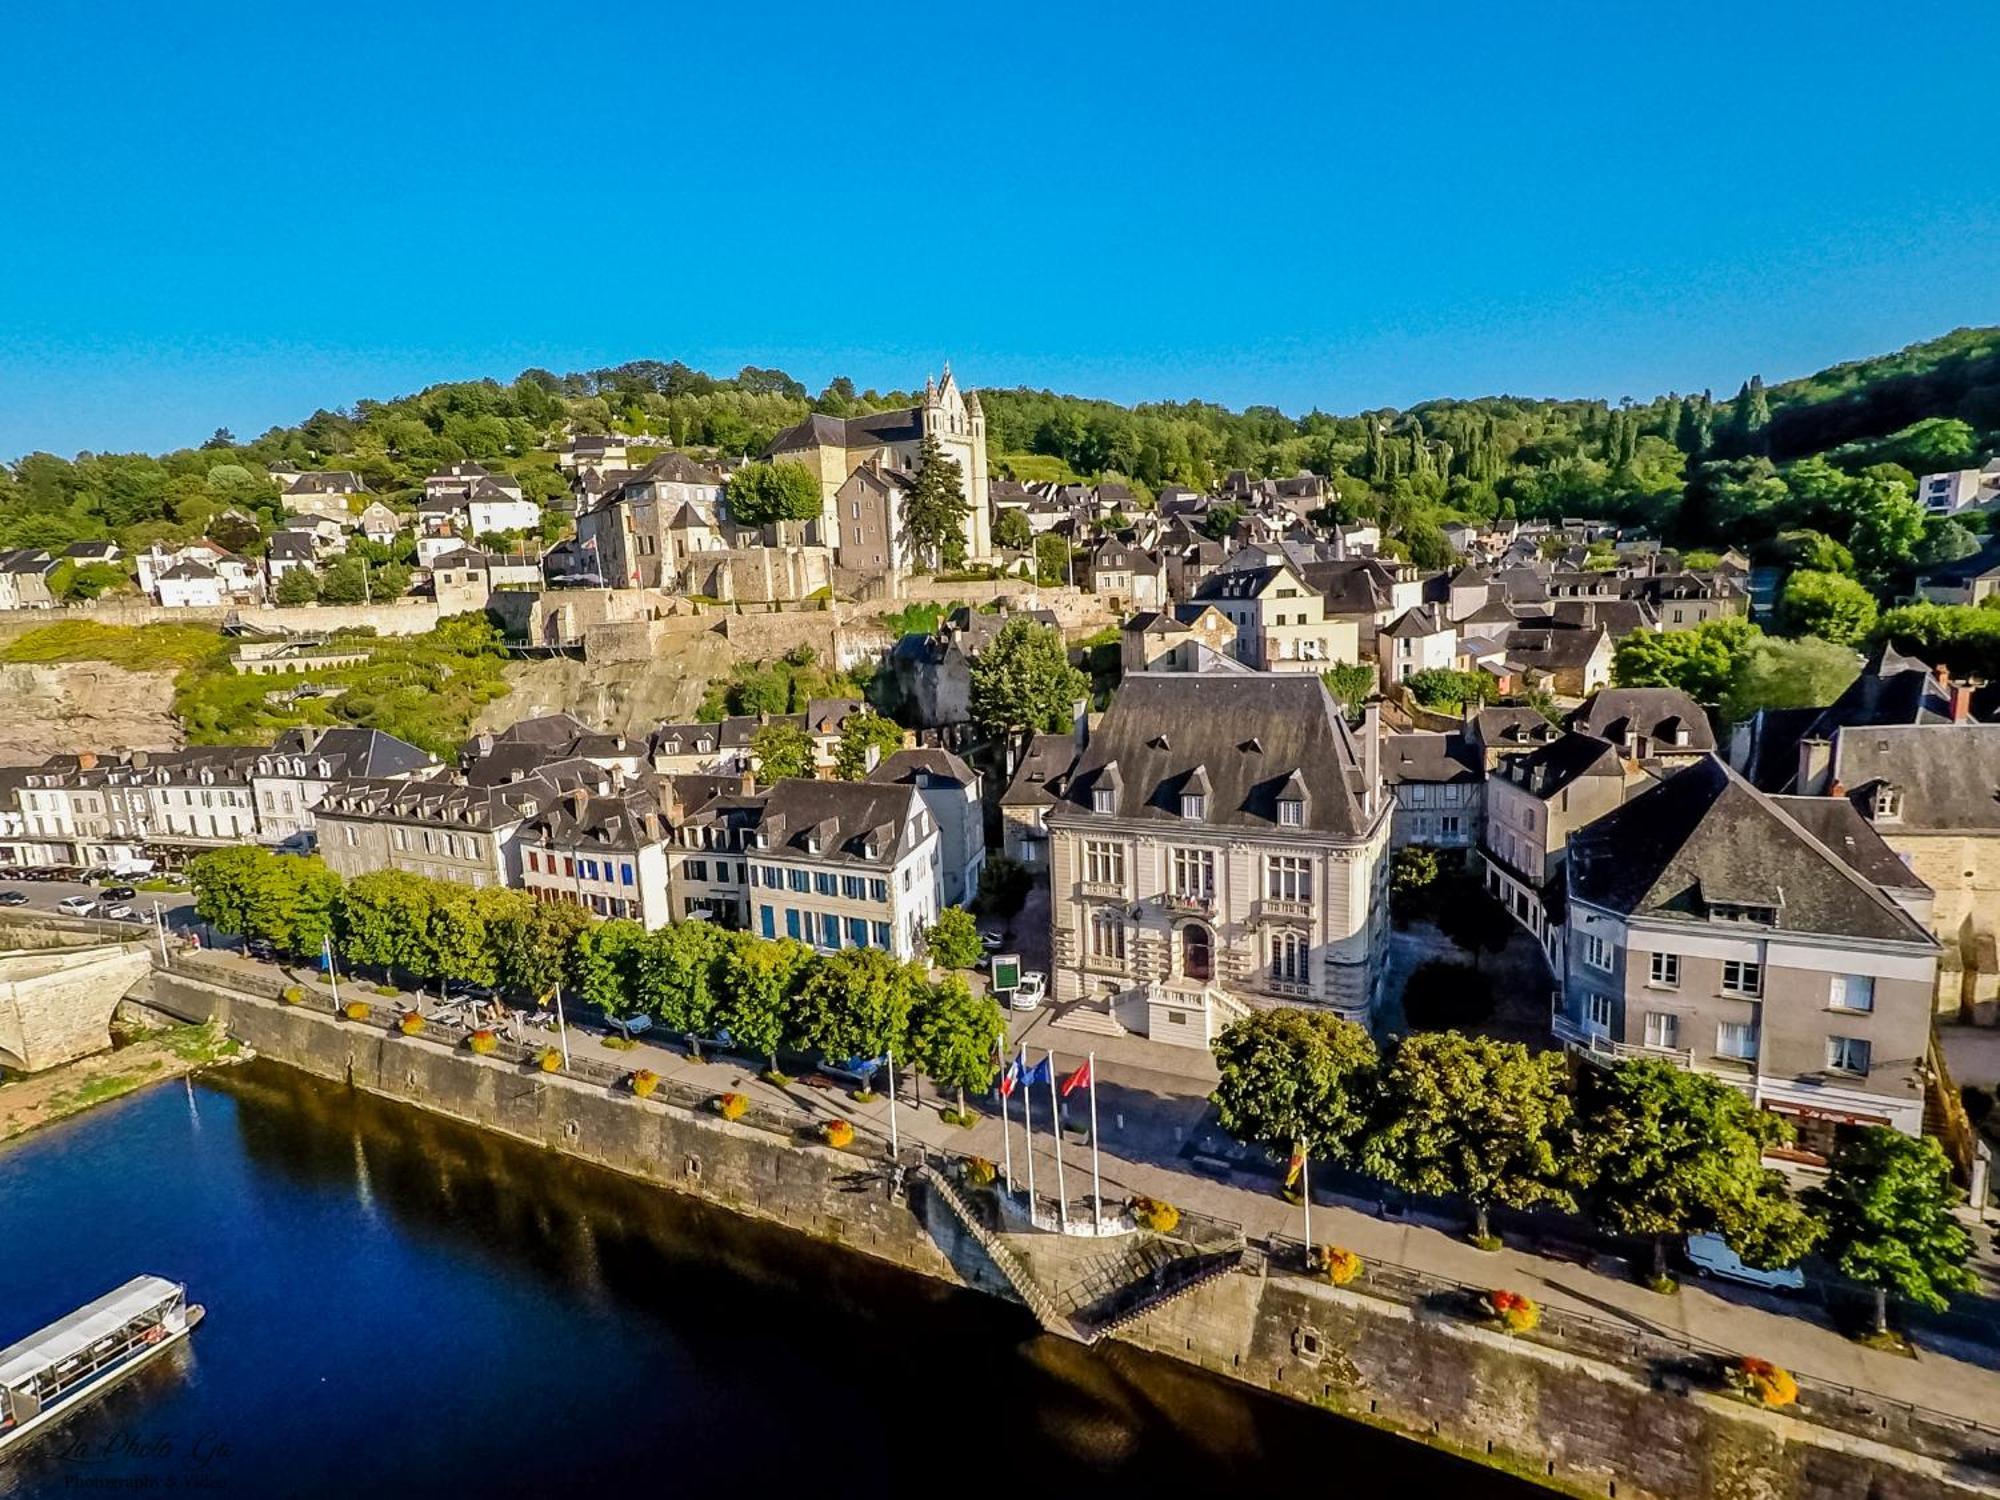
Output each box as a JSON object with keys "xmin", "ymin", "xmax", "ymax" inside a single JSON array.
[{"xmin": 1180, "ymin": 924, "xmax": 1212, "ymax": 982}]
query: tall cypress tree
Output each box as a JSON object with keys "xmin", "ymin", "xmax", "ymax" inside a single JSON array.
[{"xmin": 900, "ymin": 435, "xmax": 970, "ymax": 571}]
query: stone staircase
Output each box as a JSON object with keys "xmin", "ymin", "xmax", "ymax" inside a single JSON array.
[
  {"xmin": 1050, "ymin": 998, "xmax": 1128, "ymax": 1038},
  {"xmin": 917, "ymin": 1165, "xmax": 1081, "ymax": 1340}
]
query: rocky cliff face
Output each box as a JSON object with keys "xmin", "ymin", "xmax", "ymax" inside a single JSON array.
[
  {"xmin": 479, "ymin": 633, "xmax": 737, "ymax": 735},
  {"xmin": 0, "ymin": 663, "xmax": 182, "ymax": 764}
]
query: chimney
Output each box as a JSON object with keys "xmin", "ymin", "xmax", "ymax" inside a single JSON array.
[
  {"xmin": 1828, "ymin": 779, "xmax": 1846, "ymax": 799},
  {"xmin": 738, "ymin": 770, "xmax": 755, "ymax": 797},
  {"xmin": 77, "ymin": 751, "xmax": 97, "ymax": 771},
  {"xmin": 1362, "ymin": 702, "xmax": 1382, "ymax": 813},
  {"xmin": 1935, "ymin": 662, "xmax": 1951, "ymax": 687},
  {"xmin": 1952, "ymin": 685, "xmax": 1975, "ymax": 723}
]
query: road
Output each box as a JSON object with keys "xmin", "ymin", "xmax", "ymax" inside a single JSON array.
[{"xmin": 0, "ymin": 874, "xmax": 198, "ymax": 934}]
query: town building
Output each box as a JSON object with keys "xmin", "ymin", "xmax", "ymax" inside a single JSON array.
[
  {"xmin": 867, "ymin": 747, "xmax": 985, "ymax": 908},
  {"xmin": 250, "ymin": 728, "xmax": 436, "ymax": 846},
  {"xmin": 1381, "ymin": 731, "xmax": 1483, "ymax": 850},
  {"xmin": 1119, "ymin": 605, "xmax": 1242, "ymax": 675},
  {"xmin": 1374, "ymin": 604, "xmax": 1458, "ymax": 683},
  {"xmin": 1480, "ymin": 733, "xmax": 1638, "ymax": 965},
  {"xmin": 519, "ymin": 784, "xmax": 674, "ymax": 926},
  {"xmin": 1192, "ymin": 563, "xmax": 1357, "ymax": 670},
  {"xmin": 0, "ymin": 550, "xmax": 59, "ymax": 610},
  {"xmin": 745, "ymin": 778, "xmax": 941, "ymax": 959},
  {"xmin": 575, "ymin": 452, "xmax": 728, "ymax": 589}
]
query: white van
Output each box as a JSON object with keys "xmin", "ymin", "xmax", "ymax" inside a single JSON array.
[{"xmin": 1685, "ymin": 1233, "xmax": 1806, "ymax": 1291}]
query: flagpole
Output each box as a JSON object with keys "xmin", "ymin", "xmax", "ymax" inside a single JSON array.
[
  {"xmin": 1000, "ymin": 1059, "xmax": 1013, "ymax": 1194},
  {"xmin": 1020, "ymin": 1045, "xmax": 1036, "ymax": 1211},
  {"xmin": 1087, "ymin": 1051, "xmax": 1102, "ymax": 1233},
  {"xmin": 324, "ymin": 934, "xmax": 339, "ymax": 1008},
  {"xmin": 1302, "ymin": 1145, "xmax": 1313, "ymax": 1258},
  {"xmin": 554, "ymin": 981, "xmax": 571, "ymax": 1069},
  {"xmin": 1047, "ymin": 1049, "xmax": 1069, "ymax": 1232},
  {"xmin": 886, "ymin": 1049, "xmax": 900, "ymax": 1158}
]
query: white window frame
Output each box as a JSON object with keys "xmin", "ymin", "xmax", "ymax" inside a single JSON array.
[
  {"xmin": 1643, "ymin": 1011, "xmax": 1679, "ymax": 1050},
  {"xmin": 1082, "ymin": 839, "xmax": 1125, "ymax": 888},
  {"xmin": 1648, "ymin": 951, "xmax": 1680, "ymax": 988},
  {"xmin": 1721, "ymin": 960, "xmax": 1762, "ymax": 998},
  {"xmin": 1826, "ymin": 1035, "xmax": 1871, "ymax": 1075},
  {"xmin": 1715, "ymin": 1021, "xmax": 1758, "ymax": 1061},
  {"xmin": 1268, "ymin": 928, "xmax": 1308, "ymax": 984},
  {"xmin": 1171, "ymin": 846, "xmax": 1216, "ymax": 900},
  {"xmin": 1265, "ymin": 854, "xmax": 1312, "ymax": 904},
  {"xmin": 1829, "ymin": 973, "xmax": 1874, "ymax": 1013},
  {"xmin": 1583, "ymin": 933, "xmax": 1615, "ymax": 973},
  {"xmin": 1087, "ymin": 908, "xmax": 1127, "ymax": 963}
]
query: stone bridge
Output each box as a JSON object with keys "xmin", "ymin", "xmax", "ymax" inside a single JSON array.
[{"xmin": 0, "ymin": 922, "xmax": 154, "ymax": 1073}]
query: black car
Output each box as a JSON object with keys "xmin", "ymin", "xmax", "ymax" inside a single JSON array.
[
  {"xmin": 104, "ymin": 884, "xmax": 137, "ymax": 901},
  {"xmin": 244, "ymin": 938, "xmax": 278, "ymax": 962},
  {"xmin": 0, "ymin": 891, "xmax": 27, "ymax": 906}
]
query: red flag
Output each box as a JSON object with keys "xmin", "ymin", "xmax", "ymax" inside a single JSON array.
[
  {"xmin": 1060, "ymin": 1058, "xmax": 1092, "ymax": 1098},
  {"xmin": 997, "ymin": 1059, "xmax": 1021, "ymax": 1098}
]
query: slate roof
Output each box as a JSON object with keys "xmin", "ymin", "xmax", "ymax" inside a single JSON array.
[
  {"xmin": 1047, "ymin": 674, "xmax": 1375, "ymax": 837},
  {"xmin": 751, "ymin": 779, "xmax": 925, "ymax": 866},
  {"xmin": 1568, "ymin": 756, "xmax": 1934, "ymax": 943},
  {"xmin": 1193, "ymin": 564, "xmax": 1301, "ymax": 602},
  {"xmin": 867, "ymin": 746, "xmax": 976, "ymax": 788},
  {"xmin": 1497, "ymin": 732, "xmax": 1626, "ymax": 800},
  {"xmin": 261, "ymin": 726, "xmax": 434, "ymax": 780},
  {"xmin": 1566, "ymin": 688, "xmax": 1715, "ymax": 752},
  {"xmin": 1300, "ymin": 559, "xmax": 1398, "ymax": 616},
  {"xmin": 1830, "ymin": 723, "xmax": 2000, "ymax": 832},
  {"xmin": 1506, "ymin": 626, "xmax": 1609, "ymax": 670},
  {"xmin": 1001, "ymin": 732, "xmax": 1081, "ymax": 809},
  {"xmin": 1469, "ymin": 706, "xmax": 1562, "ymax": 755},
  {"xmin": 1380, "ymin": 604, "xmax": 1452, "ymax": 639},
  {"xmin": 764, "ymin": 407, "xmax": 923, "ymax": 455},
  {"xmin": 1382, "ymin": 731, "xmax": 1482, "ymax": 786}
]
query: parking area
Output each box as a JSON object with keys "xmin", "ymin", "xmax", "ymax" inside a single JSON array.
[{"xmin": 0, "ymin": 872, "xmax": 198, "ymax": 933}]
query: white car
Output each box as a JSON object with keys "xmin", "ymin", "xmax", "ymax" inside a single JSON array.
[
  {"xmin": 1009, "ymin": 971, "xmax": 1047, "ymax": 1011},
  {"xmin": 57, "ymin": 895, "xmax": 99, "ymax": 916},
  {"xmin": 1685, "ymin": 1232, "xmax": 1806, "ymax": 1292}
]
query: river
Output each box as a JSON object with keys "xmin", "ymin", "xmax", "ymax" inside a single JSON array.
[{"xmin": 0, "ymin": 1062, "xmax": 1541, "ymax": 1497}]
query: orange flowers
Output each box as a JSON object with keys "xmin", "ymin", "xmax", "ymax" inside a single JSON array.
[
  {"xmin": 1727, "ymin": 1356, "xmax": 1798, "ymax": 1407},
  {"xmin": 717, "ymin": 1091, "xmax": 749, "ymax": 1120},
  {"xmin": 341, "ymin": 1000, "xmax": 372, "ymax": 1022},
  {"xmin": 467, "ymin": 1029, "xmax": 499, "ymax": 1055},
  {"xmin": 1131, "ymin": 1196, "xmax": 1181, "ymax": 1234},
  {"xmin": 630, "ymin": 1069, "xmax": 660, "ymax": 1098},
  {"xmin": 398, "ymin": 1010, "xmax": 424, "ymax": 1036},
  {"xmin": 1318, "ymin": 1246, "xmax": 1364, "ymax": 1286},
  {"xmin": 1485, "ymin": 1289, "xmax": 1540, "ymax": 1333},
  {"xmin": 823, "ymin": 1119, "xmax": 855, "ymax": 1149}
]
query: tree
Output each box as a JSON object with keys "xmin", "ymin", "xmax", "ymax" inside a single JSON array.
[
  {"xmin": 1200, "ymin": 502, "xmax": 1244, "ymax": 541},
  {"xmin": 189, "ymin": 846, "xmax": 265, "ymax": 939},
  {"xmin": 925, "ymin": 907, "xmax": 983, "ymax": 970},
  {"xmin": 423, "ymin": 880, "xmax": 495, "ymax": 986},
  {"xmin": 992, "ymin": 507, "xmax": 1032, "ymax": 551},
  {"xmin": 1362, "ymin": 1033, "xmax": 1576, "ymax": 1243},
  {"xmin": 833, "ymin": 711, "xmax": 904, "ymax": 780},
  {"xmin": 636, "ymin": 920, "xmax": 732, "ymax": 1038},
  {"xmin": 1807, "ymin": 1129, "xmax": 1976, "ymax": 1335},
  {"xmin": 1721, "ymin": 637, "xmax": 1862, "ymax": 724},
  {"xmin": 720, "ymin": 934, "xmax": 812, "ymax": 1073},
  {"xmin": 1775, "ymin": 569, "xmax": 1877, "ymax": 646},
  {"xmin": 1210, "ymin": 1008, "xmax": 1379, "ymax": 1163},
  {"xmin": 1612, "ymin": 616, "xmax": 1761, "ymax": 703},
  {"xmin": 725, "ymin": 461, "xmax": 821, "ymax": 527},
  {"xmin": 968, "ymin": 617, "xmax": 1089, "ymax": 736},
  {"xmin": 575, "ymin": 919, "xmax": 648, "ymax": 1017},
  {"xmin": 901, "ymin": 436, "xmax": 970, "ymax": 571},
  {"xmin": 1577, "ymin": 1061, "xmax": 1823, "ymax": 1283},
  {"xmin": 791, "ymin": 947, "xmax": 921, "ymax": 1064},
  {"xmin": 1320, "ymin": 662, "xmax": 1375, "ymax": 720},
  {"xmin": 1403, "ymin": 667, "xmax": 1490, "ymax": 713},
  {"xmin": 909, "ymin": 976, "xmax": 1007, "ymax": 1118},
  {"xmin": 1917, "ymin": 518, "xmax": 1981, "ymax": 566},
  {"xmin": 1033, "ymin": 533, "xmax": 1071, "ymax": 586},
  {"xmin": 1389, "ymin": 845, "xmax": 1442, "ymax": 924},
  {"xmin": 485, "ymin": 891, "xmax": 589, "ymax": 999},
  {"xmin": 750, "ymin": 721, "xmax": 816, "ymax": 781},
  {"xmin": 336, "ymin": 869, "xmax": 435, "ymax": 980},
  {"xmin": 274, "ymin": 566, "xmax": 320, "ymax": 606}
]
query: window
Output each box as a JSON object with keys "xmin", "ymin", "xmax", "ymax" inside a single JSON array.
[
  {"xmin": 1721, "ymin": 960, "xmax": 1762, "ymax": 997},
  {"xmin": 760, "ymin": 864, "xmax": 782, "ymax": 887},
  {"xmin": 686, "ymin": 858, "xmax": 708, "ymax": 882},
  {"xmin": 1265, "ymin": 855, "xmax": 1312, "ymax": 904},
  {"xmin": 1180, "ymin": 793, "xmax": 1206, "ymax": 820},
  {"xmin": 787, "ymin": 869, "xmax": 810, "ymax": 893},
  {"xmin": 1082, "ymin": 839, "xmax": 1125, "ymax": 887},
  {"xmin": 1092, "ymin": 788, "xmax": 1116, "ymax": 814},
  {"xmin": 1716, "ymin": 1021, "xmax": 1758, "ymax": 1060},
  {"xmin": 1439, "ymin": 815, "xmax": 1462, "ymax": 838},
  {"xmin": 869, "ymin": 879, "xmax": 888, "ymax": 902},
  {"xmin": 842, "ymin": 875, "xmax": 865, "ymax": 900},
  {"xmin": 621, "ymin": 863, "xmax": 635, "ymax": 887},
  {"xmin": 1171, "ymin": 847, "xmax": 1216, "ymax": 899},
  {"xmin": 847, "ymin": 917, "xmax": 869, "ymax": 948},
  {"xmin": 1826, "ymin": 1036, "xmax": 1872, "ymax": 1075},
  {"xmin": 760, "ymin": 906, "xmax": 775, "ymax": 938},
  {"xmin": 820, "ymin": 913, "xmax": 841, "ymax": 949},
  {"xmin": 1582, "ymin": 933, "xmax": 1615, "ymax": 973},
  {"xmin": 872, "ymin": 921, "xmax": 891, "ymax": 948},
  {"xmin": 1278, "ymin": 798, "xmax": 1303, "ymax": 826},
  {"xmin": 1644, "ymin": 1012, "xmax": 1679, "ymax": 1050},
  {"xmin": 1829, "ymin": 973, "xmax": 1875, "ymax": 1013},
  {"xmin": 526, "ymin": 850, "xmax": 540, "ymax": 873},
  {"xmin": 784, "ymin": 909, "xmax": 801, "ymax": 940},
  {"xmin": 814, "ymin": 872, "xmax": 837, "ymax": 896},
  {"xmin": 1088, "ymin": 909, "xmax": 1126, "ymax": 962},
  {"xmin": 1584, "ymin": 992, "xmax": 1613, "ymax": 1030},
  {"xmin": 1648, "ymin": 952, "xmax": 1680, "ymax": 988},
  {"xmin": 1269, "ymin": 929, "xmax": 1308, "ymax": 984}
]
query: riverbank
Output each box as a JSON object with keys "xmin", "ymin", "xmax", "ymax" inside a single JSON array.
[
  {"xmin": 0, "ymin": 1019, "xmax": 239, "ymax": 1143},
  {"xmin": 134, "ymin": 960, "xmax": 2000, "ymax": 1500}
]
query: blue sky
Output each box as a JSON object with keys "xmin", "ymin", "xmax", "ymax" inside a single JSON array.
[{"xmin": 3, "ymin": 1, "xmax": 1996, "ymax": 459}]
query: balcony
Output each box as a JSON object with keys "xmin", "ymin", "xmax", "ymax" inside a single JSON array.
[
  {"xmin": 1159, "ymin": 890, "xmax": 1215, "ymax": 918},
  {"xmin": 1551, "ymin": 1010, "xmax": 1692, "ymax": 1069},
  {"xmin": 1258, "ymin": 897, "xmax": 1312, "ymax": 921},
  {"xmin": 1078, "ymin": 880, "xmax": 1127, "ymax": 900}
]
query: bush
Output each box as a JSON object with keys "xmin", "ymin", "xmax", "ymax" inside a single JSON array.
[
  {"xmin": 1401, "ymin": 960, "xmax": 1495, "ymax": 1030},
  {"xmin": 964, "ymin": 1156, "xmax": 998, "ymax": 1189},
  {"xmin": 341, "ymin": 1001, "xmax": 372, "ymax": 1022},
  {"xmin": 717, "ymin": 1091, "xmax": 749, "ymax": 1121},
  {"xmin": 373, "ymin": 983, "xmax": 400, "ymax": 997},
  {"xmin": 467, "ymin": 1029, "xmax": 498, "ymax": 1056},
  {"xmin": 823, "ymin": 1119, "xmax": 855, "ymax": 1149},
  {"xmin": 537, "ymin": 1048, "xmax": 562, "ymax": 1073},
  {"xmin": 1725, "ymin": 1357, "xmax": 1798, "ymax": 1408},
  {"xmin": 925, "ymin": 907, "xmax": 984, "ymax": 970},
  {"xmin": 630, "ymin": 1069, "xmax": 660, "ymax": 1098},
  {"xmin": 1131, "ymin": 1196, "xmax": 1181, "ymax": 1234},
  {"xmin": 603, "ymin": 1035, "xmax": 637, "ymax": 1051},
  {"xmin": 1404, "ymin": 667, "xmax": 1492, "ymax": 713},
  {"xmin": 398, "ymin": 1010, "xmax": 424, "ymax": 1036},
  {"xmin": 281, "ymin": 985, "xmax": 304, "ymax": 1005},
  {"xmin": 1484, "ymin": 1289, "xmax": 1540, "ymax": 1333},
  {"xmin": 1316, "ymin": 1246, "xmax": 1364, "ymax": 1286}
]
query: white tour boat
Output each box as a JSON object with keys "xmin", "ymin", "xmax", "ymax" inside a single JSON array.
[{"xmin": 0, "ymin": 1276, "xmax": 203, "ymax": 1455}]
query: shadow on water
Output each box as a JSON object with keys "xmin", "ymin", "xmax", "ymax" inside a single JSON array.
[{"xmin": 0, "ymin": 1062, "xmax": 1547, "ymax": 1498}]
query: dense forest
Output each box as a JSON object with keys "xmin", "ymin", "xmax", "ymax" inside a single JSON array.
[{"xmin": 3, "ymin": 328, "xmax": 1996, "ymax": 595}]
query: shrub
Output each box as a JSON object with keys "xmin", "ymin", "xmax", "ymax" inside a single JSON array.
[
  {"xmin": 1317, "ymin": 1246, "xmax": 1364, "ymax": 1286},
  {"xmin": 630, "ymin": 1069, "xmax": 660, "ymax": 1098},
  {"xmin": 964, "ymin": 1156, "xmax": 998, "ymax": 1189},
  {"xmin": 1725, "ymin": 1356, "xmax": 1798, "ymax": 1407},
  {"xmin": 467, "ymin": 1029, "xmax": 498, "ymax": 1056},
  {"xmin": 603, "ymin": 1035, "xmax": 636, "ymax": 1051},
  {"xmin": 717, "ymin": 1091, "xmax": 750, "ymax": 1121},
  {"xmin": 281, "ymin": 985, "xmax": 305, "ymax": 1005},
  {"xmin": 823, "ymin": 1118, "xmax": 855, "ymax": 1149},
  {"xmin": 1484, "ymin": 1289, "xmax": 1540, "ymax": 1333},
  {"xmin": 537, "ymin": 1048, "xmax": 562, "ymax": 1073},
  {"xmin": 398, "ymin": 1010, "xmax": 424, "ymax": 1036},
  {"xmin": 1131, "ymin": 1196, "xmax": 1181, "ymax": 1234},
  {"xmin": 373, "ymin": 983, "xmax": 400, "ymax": 997},
  {"xmin": 341, "ymin": 1001, "xmax": 372, "ymax": 1022}
]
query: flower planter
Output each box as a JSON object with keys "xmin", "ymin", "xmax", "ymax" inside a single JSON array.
[
  {"xmin": 716, "ymin": 1091, "xmax": 749, "ymax": 1120},
  {"xmin": 398, "ymin": 1011, "xmax": 424, "ymax": 1036},
  {"xmin": 1724, "ymin": 1356, "xmax": 1798, "ymax": 1407},
  {"xmin": 823, "ymin": 1119, "xmax": 855, "ymax": 1149},
  {"xmin": 341, "ymin": 1001, "xmax": 372, "ymax": 1023},
  {"xmin": 1483, "ymin": 1289, "xmax": 1540, "ymax": 1333},
  {"xmin": 963, "ymin": 1156, "xmax": 998, "ymax": 1189},
  {"xmin": 630, "ymin": 1069, "xmax": 660, "ymax": 1098},
  {"xmin": 1131, "ymin": 1196, "xmax": 1180, "ymax": 1234},
  {"xmin": 466, "ymin": 1029, "xmax": 499, "ymax": 1056},
  {"xmin": 1315, "ymin": 1246, "xmax": 1364, "ymax": 1286},
  {"xmin": 281, "ymin": 985, "xmax": 305, "ymax": 1005},
  {"xmin": 537, "ymin": 1048, "xmax": 562, "ymax": 1073}
]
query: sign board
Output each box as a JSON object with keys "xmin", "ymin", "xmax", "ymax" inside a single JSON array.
[{"xmin": 992, "ymin": 953, "xmax": 1021, "ymax": 994}]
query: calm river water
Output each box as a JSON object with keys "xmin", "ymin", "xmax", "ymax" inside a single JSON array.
[{"xmin": 0, "ymin": 1062, "xmax": 1540, "ymax": 1498}]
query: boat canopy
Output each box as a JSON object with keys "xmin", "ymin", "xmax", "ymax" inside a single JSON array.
[{"xmin": 0, "ymin": 1277, "xmax": 183, "ymax": 1390}]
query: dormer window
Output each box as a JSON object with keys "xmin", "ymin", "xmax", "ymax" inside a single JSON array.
[
  {"xmin": 1181, "ymin": 793, "xmax": 1207, "ymax": 820},
  {"xmin": 1093, "ymin": 788, "xmax": 1116, "ymax": 813},
  {"xmin": 1279, "ymin": 798, "xmax": 1303, "ymax": 827},
  {"xmin": 1871, "ymin": 784, "xmax": 1902, "ymax": 822}
]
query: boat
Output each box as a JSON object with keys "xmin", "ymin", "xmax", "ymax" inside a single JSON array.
[{"xmin": 0, "ymin": 1276, "xmax": 203, "ymax": 1456}]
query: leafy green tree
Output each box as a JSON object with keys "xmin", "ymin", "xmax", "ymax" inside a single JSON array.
[
  {"xmin": 972, "ymin": 855, "xmax": 1031, "ymax": 918},
  {"xmin": 1200, "ymin": 502, "xmax": 1244, "ymax": 541},
  {"xmin": 901, "ymin": 436, "xmax": 970, "ymax": 571},
  {"xmin": 1775, "ymin": 569, "xmax": 1877, "ymax": 646},
  {"xmin": 575, "ymin": 919, "xmax": 648, "ymax": 1017},
  {"xmin": 909, "ymin": 975, "xmax": 1007, "ymax": 1118},
  {"xmin": 992, "ymin": 507, "xmax": 1032, "ymax": 551},
  {"xmin": 720, "ymin": 934, "xmax": 812, "ymax": 1073},
  {"xmin": 481, "ymin": 890, "xmax": 588, "ymax": 999},
  {"xmin": 1806, "ymin": 1129, "xmax": 1976, "ymax": 1335},
  {"xmin": 725, "ymin": 461, "xmax": 822, "ymax": 527},
  {"xmin": 1771, "ymin": 529, "xmax": 1854, "ymax": 576},
  {"xmin": 636, "ymin": 920, "xmax": 732, "ymax": 1036},
  {"xmin": 924, "ymin": 906, "xmax": 983, "ymax": 970},
  {"xmin": 1874, "ymin": 602, "xmax": 2000, "ymax": 680},
  {"xmin": 1721, "ymin": 636, "xmax": 1862, "ymax": 724},
  {"xmin": 423, "ymin": 880, "xmax": 495, "ymax": 986},
  {"xmin": 1577, "ymin": 1061, "xmax": 1823, "ymax": 1282},
  {"xmin": 1403, "ymin": 667, "xmax": 1490, "ymax": 712},
  {"xmin": 1320, "ymin": 662, "xmax": 1375, "ymax": 719},
  {"xmin": 791, "ymin": 947, "xmax": 922, "ymax": 1063},
  {"xmin": 1210, "ymin": 1008, "xmax": 1379, "ymax": 1163},
  {"xmin": 750, "ymin": 720, "xmax": 816, "ymax": 780},
  {"xmin": 969, "ymin": 617, "xmax": 1089, "ymax": 736},
  {"xmin": 1917, "ymin": 518, "xmax": 1981, "ymax": 566},
  {"xmin": 1612, "ymin": 616, "xmax": 1762, "ymax": 703},
  {"xmin": 336, "ymin": 869, "xmax": 435, "ymax": 980},
  {"xmin": 188, "ymin": 846, "xmax": 266, "ymax": 939},
  {"xmin": 1845, "ymin": 485, "xmax": 1927, "ymax": 585},
  {"xmin": 1362, "ymin": 1033, "xmax": 1577, "ymax": 1243},
  {"xmin": 833, "ymin": 710, "xmax": 904, "ymax": 780},
  {"xmin": 1389, "ymin": 845, "xmax": 1442, "ymax": 923},
  {"xmin": 1033, "ymin": 533, "xmax": 1071, "ymax": 586},
  {"xmin": 273, "ymin": 566, "xmax": 320, "ymax": 606}
]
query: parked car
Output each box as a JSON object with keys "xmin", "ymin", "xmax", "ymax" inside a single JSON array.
[
  {"xmin": 104, "ymin": 904, "xmax": 136, "ymax": 921},
  {"xmin": 980, "ymin": 929, "xmax": 1006, "ymax": 952},
  {"xmin": 57, "ymin": 895, "xmax": 99, "ymax": 916},
  {"xmin": 1010, "ymin": 971, "xmax": 1048, "ymax": 1010},
  {"xmin": 0, "ymin": 890, "xmax": 27, "ymax": 906},
  {"xmin": 103, "ymin": 884, "xmax": 137, "ymax": 901},
  {"xmin": 244, "ymin": 938, "xmax": 278, "ymax": 962},
  {"xmin": 1684, "ymin": 1233, "xmax": 1806, "ymax": 1292}
]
